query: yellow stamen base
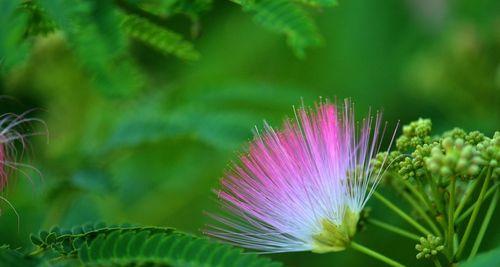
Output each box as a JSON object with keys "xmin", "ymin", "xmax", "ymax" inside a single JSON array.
[{"xmin": 312, "ymin": 209, "xmax": 359, "ymax": 253}]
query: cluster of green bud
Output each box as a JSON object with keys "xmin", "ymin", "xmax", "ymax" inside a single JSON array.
[
  {"xmin": 476, "ymin": 132, "xmax": 500, "ymax": 177},
  {"xmin": 415, "ymin": 235, "xmax": 444, "ymax": 260},
  {"xmin": 396, "ymin": 118, "xmax": 433, "ymax": 152},
  {"xmin": 465, "ymin": 131, "xmax": 486, "ymax": 145},
  {"xmin": 443, "ymin": 128, "xmax": 486, "ymax": 146},
  {"xmin": 442, "ymin": 127, "xmax": 467, "ymax": 140},
  {"xmin": 398, "ymin": 143, "xmax": 436, "ymax": 180},
  {"xmin": 425, "ymin": 137, "xmax": 482, "ymax": 179},
  {"xmin": 398, "ymin": 157, "xmax": 417, "ymax": 180},
  {"xmin": 373, "ymin": 119, "xmax": 496, "ymax": 183},
  {"xmin": 371, "ymin": 151, "xmax": 402, "ymax": 173}
]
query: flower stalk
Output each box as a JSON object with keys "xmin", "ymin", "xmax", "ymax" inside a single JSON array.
[
  {"xmin": 454, "ymin": 178, "xmax": 480, "ymax": 221},
  {"xmin": 456, "ymin": 182, "xmax": 499, "ymax": 223},
  {"xmin": 395, "ymin": 185, "xmax": 441, "ymax": 236},
  {"xmin": 468, "ymin": 188, "xmax": 499, "ymax": 259},
  {"xmin": 350, "ymin": 241, "xmax": 406, "ymax": 267},
  {"xmin": 446, "ymin": 176, "xmax": 456, "ymax": 257},
  {"xmin": 373, "ymin": 191, "xmax": 432, "ymax": 236},
  {"xmin": 456, "ymin": 168, "xmax": 492, "ymax": 258},
  {"xmin": 368, "ymin": 218, "xmax": 420, "ymax": 241},
  {"xmin": 371, "ymin": 120, "xmax": 499, "ymax": 265}
]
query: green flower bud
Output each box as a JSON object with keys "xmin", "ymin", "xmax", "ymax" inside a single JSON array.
[
  {"xmin": 461, "ymin": 146, "xmax": 473, "ymax": 158},
  {"xmin": 371, "ymin": 151, "xmax": 403, "ymax": 181},
  {"xmin": 397, "ymin": 119, "xmax": 432, "ymax": 151},
  {"xmin": 443, "ymin": 128, "xmax": 466, "ymax": 140},
  {"xmin": 415, "ymin": 235, "xmax": 444, "ymax": 260},
  {"xmin": 440, "ymin": 166, "xmax": 452, "ymax": 177},
  {"xmin": 466, "ymin": 131, "xmax": 485, "ymax": 145},
  {"xmin": 476, "ymin": 131, "xmax": 500, "ymax": 177},
  {"xmin": 425, "ymin": 136, "xmax": 482, "ymax": 180},
  {"xmin": 427, "ymin": 162, "xmax": 439, "ymax": 173},
  {"xmin": 467, "ymin": 165, "xmax": 480, "ymax": 176},
  {"xmin": 491, "ymin": 159, "xmax": 497, "ymax": 167},
  {"xmin": 456, "ymin": 158, "xmax": 468, "ymax": 171},
  {"xmin": 396, "ymin": 136, "xmax": 412, "ymax": 152},
  {"xmin": 442, "ymin": 137, "xmax": 454, "ymax": 150}
]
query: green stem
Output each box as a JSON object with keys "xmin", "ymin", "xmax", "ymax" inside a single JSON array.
[
  {"xmin": 396, "ymin": 186, "xmax": 441, "ymax": 236},
  {"xmin": 468, "ymin": 188, "xmax": 499, "ymax": 259},
  {"xmin": 373, "ymin": 192, "xmax": 432, "ymax": 236},
  {"xmin": 350, "ymin": 241, "xmax": 406, "ymax": 267},
  {"xmin": 456, "ymin": 183, "xmax": 499, "ymax": 224},
  {"xmin": 368, "ymin": 218, "xmax": 420, "ymax": 241},
  {"xmin": 28, "ymin": 247, "xmax": 45, "ymax": 257},
  {"xmin": 0, "ymin": 196, "xmax": 20, "ymax": 231},
  {"xmin": 433, "ymin": 258, "xmax": 443, "ymax": 267},
  {"xmin": 456, "ymin": 169, "xmax": 492, "ymax": 259},
  {"xmin": 427, "ymin": 173, "xmax": 446, "ymax": 220},
  {"xmin": 417, "ymin": 173, "xmax": 447, "ymax": 238},
  {"xmin": 414, "ymin": 178, "xmax": 448, "ymax": 232},
  {"xmin": 454, "ymin": 179, "xmax": 480, "ymax": 221},
  {"xmin": 447, "ymin": 177, "xmax": 456, "ymax": 257},
  {"xmin": 403, "ymin": 180, "xmax": 431, "ymax": 211}
]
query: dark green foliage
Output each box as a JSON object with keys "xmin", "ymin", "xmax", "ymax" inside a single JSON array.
[
  {"xmin": 0, "ymin": 0, "xmax": 29, "ymax": 71},
  {"xmin": 2, "ymin": 0, "xmax": 336, "ymax": 98},
  {"xmin": 30, "ymin": 222, "xmax": 170, "ymax": 256},
  {"xmin": 2, "ymin": 0, "xmax": 334, "ymax": 78},
  {"xmin": 134, "ymin": 0, "xmax": 213, "ymax": 18},
  {"xmin": 21, "ymin": 1, "xmax": 57, "ymax": 38},
  {"xmin": 461, "ymin": 247, "xmax": 500, "ymax": 267},
  {"xmin": 234, "ymin": 0, "xmax": 322, "ymax": 58},
  {"xmin": 294, "ymin": 0, "xmax": 338, "ymax": 7},
  {"xmin": 121, "ymin": 15, "xmax": 200, "ymax": 61},
  {"xmin": 102, "ymin": 83, "xmax": 313, "ymax": 151},
  {"xmin": 78, "ymin": 228, "xmax": 282, "ymax": 267},
  {"xmin": 26, "ymin": 223, "xmax": 282, "ymax": 267},
  {"xmin": 37, "ymin": 0, "xmax": 142, "ymax": 96},
  {"xmin": 0, "ymin": 246, "xmax": 39, "ymax": 267}
]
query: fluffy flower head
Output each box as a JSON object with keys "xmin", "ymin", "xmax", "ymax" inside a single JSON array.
[
  {"xmin": 0, "ymin": 111, "xmax": 45, "ymax": 192},
  {"xmin": 206, "ymin": 100, "xmax": 395, "ymax": 253}
]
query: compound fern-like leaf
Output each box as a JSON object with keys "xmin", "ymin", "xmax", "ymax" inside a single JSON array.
[
  {"xmin": 234, "ymin": 0, "xmax": 322, "ymax": 58},
  {"xmin": 30, "ymin": 222, "xmax": 173, "ymax": 256},
  {"xmin": 0, "ymin": 245, "xmax": 39, "ymax": 267},
  {"xmin": 121, "ymin": 15, "xmax": 200, "ymax": 61},
  {"xmin": 31, "ymin": 223, "xmax": 282, "ymax": 267},
  {"xmin": 78, "ymin": 228, "xmax": 282, "ymax": 267},
  {"xmin": 0, "ymin": 0, "xmax": 29, "ymax": 71}
]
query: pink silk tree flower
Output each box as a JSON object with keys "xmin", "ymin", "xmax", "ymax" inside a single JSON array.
[{"xmin": 206, "ymin": 100, "xmax": 396, "ymax": 253}]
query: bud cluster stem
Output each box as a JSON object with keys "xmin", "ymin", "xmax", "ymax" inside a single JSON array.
[
  {"xmin": 453, "ymin": 179, "xmax": 480, "ymax": 221},
  {"xmin": 468, "ymin": 187, "xmax": 499, "ymax": 259},
  {"xmin": 350, "ymin": 241, "xmax": 406, "ymax": 267},
  {"xmin": 373, "ymin": 191, "xmax": 432, "ymax": 236},
  {"xmin": 395, "ymin": 185, "xmax": 441, "ymax": 236},
  {"xmin": 456, "ymin": 168, "xmax": 492, "ymax": 258},
  {"xmin": 367, "ymin": 218, "xmax": 420, "ymax": 241},
  {"xmin": 456, "ymin": 182, "xmax": 498, "ymax": 223},
  {"xmin": 446, "ymin": 176, "xmax": 456, "ymax": 257}
]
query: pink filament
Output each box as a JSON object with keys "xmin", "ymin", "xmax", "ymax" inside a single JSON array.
[
  {"xmin": 206, "ymin": 100, "xmax": 394, "ymax": 252},
  {"xmin": 0, "ymin": 143, "xmax": 6, "ymax": 191}
]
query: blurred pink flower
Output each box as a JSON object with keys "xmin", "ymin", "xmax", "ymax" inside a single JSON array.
[
  {"xmin": 0, "ymin": 112, "xmax": 46, "ymax": 192},
  {"xmin": 206, "ymin": 100, "xmax": 396, "ymax": 253}
]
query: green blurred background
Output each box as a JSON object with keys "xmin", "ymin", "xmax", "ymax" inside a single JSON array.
[{"xmin": 0, "ymin": 0, "xmax": 499, "ymax": 266}]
